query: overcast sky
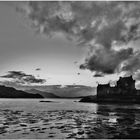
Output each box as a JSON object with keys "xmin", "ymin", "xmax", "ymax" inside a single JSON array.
[{"xmin": 0, "ymin": 1, "xmax": 140, "ymax": 87}]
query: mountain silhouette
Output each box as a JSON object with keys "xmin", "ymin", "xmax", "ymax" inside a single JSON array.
[
  {"xmin": 25, "ymin": 89, "xmax": 60, "ymax": 98},
  {"xmin": 42, "ymin": 85, "xmax": 95, "ymax": 97},
  {"xmin": 0, "ymin": 85, "xmax": 43, "ymax": 98},
  {"xmin": 2, "ymin": 84, "xmax": 95, "ymax": 98}
]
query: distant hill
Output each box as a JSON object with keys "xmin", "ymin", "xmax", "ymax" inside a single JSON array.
[
  {"xmin": 0, "ymin": 85, "xmax": 43, "ymax": 98},
  {"xmin": 26, "ymin": 85, "xmax": 96, "ymax": 98},
  {"xmin": 25, "ymin": 89, "xmax": 60, "ymax": 98},
  {"xmin": 43, "ymin": 85, "xmax": 96, "ymax": 98},
  {"xmin": 0, "ymin": 83, "xmax": 96, "ymax": 98}
]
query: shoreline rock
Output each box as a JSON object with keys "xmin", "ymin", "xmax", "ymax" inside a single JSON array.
[{"xmin": 79, "ymin": 95, "xmax": 140, "ymax": 104}]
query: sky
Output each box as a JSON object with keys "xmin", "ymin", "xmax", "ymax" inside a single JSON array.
[
  {"xmin": 0, "ymin": 2, "xmax": 99, "ymax": 86},
  {"xmin": 0, "ymin": 1, "xmax": 140, "ymax": 87}
]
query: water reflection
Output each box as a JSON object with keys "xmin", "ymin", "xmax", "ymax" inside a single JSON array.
[{"xmin": 88, "ymin": 104, "xmax": 140, "ymax": 139}]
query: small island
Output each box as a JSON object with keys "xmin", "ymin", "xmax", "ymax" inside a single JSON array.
[{"xmin": 80, "ymin": 75, "xmax": 140, "ymax": 104}]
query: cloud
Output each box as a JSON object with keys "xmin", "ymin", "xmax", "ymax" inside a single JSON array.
[
  {"xmin": 18, "ymin": 1, "xmax": 140, "ymax": 43},
  {"xmin": 1, "ymin": 71, "xmax": 46, "ymax": 85},
  {"xmin": 133, "ymin": 71, "xmax": 140, "ymax": 81},
  {"xmin": 35, "ymin": 68, "xmax": 41, "ymax": 71},
  {"xmin": 77, "ymin": 72, "xmax": 80, "ymax": 75},
  {"xmin": 121, "ymin": 51, "xmax": 140, "ymax": 73},
  {"xmin": 80, "ymin": 47, "xmax": 134, "ymax": 74},
  {"xmin": 17, "ymin": 1, "xmax": 140, "ymax": 75},
  {"xmin": 93, "ymin": 72, "xmax": 104, "ymax": 77},
  {"xmin": 0, "ymin": 80, "xmax": 23, "ymax": 88},
  {"xmin": 1, "ymin": 71, "xmax": 29, "ymax": 79}
]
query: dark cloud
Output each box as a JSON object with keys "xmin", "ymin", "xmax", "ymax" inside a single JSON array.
[
  {"xmin": 1, "ymin": 71, "xmax": 46, "ymax": 85},
  {"xmin": 1, "ymin": 71, "xmax": 30, "ymax": 79},
  {"xmin": 19, "ymin": 1, "xmax": 140, "ymax": 44},
  {"xmin": 93, "ymin": 74, "xmax": 103, "ymax": 77},
  {"xmin": 93, "ymin": 72, "xmax": 104, "ymax": 77},
  {"xmin": 121, "ymin": 52, "xmax": 140, "ymax": 73},
  {"xmin": 80, "ymin": 47, "xmax": 134, "ymax": 74},
  {"xmin": 35, "ymin": 68, "xmax": 41, "ymax": 71},
  {"xmin": 17, "ymin": 1, "xmax": 140, "ymax": 75}
]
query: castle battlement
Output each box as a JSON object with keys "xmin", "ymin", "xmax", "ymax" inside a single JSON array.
[
  {"xmin": 97, "ymin": 75, "xmax": 137, "ymax": 98},
  {"xmin": 80, "ymin": 76, "xmax": 140, "ymax": 104}
]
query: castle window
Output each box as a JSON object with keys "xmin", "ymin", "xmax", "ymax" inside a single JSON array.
[{"xmin": 125, "ymin": 83, "xmax": 128, "ymax": 86}]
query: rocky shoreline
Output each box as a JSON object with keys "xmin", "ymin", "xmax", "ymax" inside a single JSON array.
[{"xmin": 79, "ymin": 95, "xmax": 140, "ymax": 104}]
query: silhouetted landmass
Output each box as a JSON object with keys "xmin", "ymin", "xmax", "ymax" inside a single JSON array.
[
  {"xmin": 42, "ymin": 85, "xmax": 95, "ymax": 98},
  {"xmin": 39, "ymin": 100, "xmax": 57, "ymax": 103},
  {"xmin": 80, "ymin": 95, "xmax": 97, "ymax": 102},
  {"xmin": 80, "ymin": 76, "xmax": 140, "ymax": 104},
  {"xmin": 25, "ymin": 89, "xmax": 60, "ymax": 98},
  {"xmin": 1, "ymin": 84, "xmax": 96, "ymax": 98},
  {"xmin": 0, "ymin": 85, "xmax": 43, "ymax": 98}
]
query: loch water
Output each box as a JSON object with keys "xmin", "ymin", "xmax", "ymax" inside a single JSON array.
[{"xmin": 0, "ymin": 98, "xmax": 140, "ymax": 139}]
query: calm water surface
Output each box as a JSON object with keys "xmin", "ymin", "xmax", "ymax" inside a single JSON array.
[{"xmin": 0, "ymin": 98, "xmax": 140, "ymax": 139}]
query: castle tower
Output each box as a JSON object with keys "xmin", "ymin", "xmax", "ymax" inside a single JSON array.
[
  {"xmin": 116, "ymin": 75, "xmax": 136, "ymax": 95},
  {"xmin": 97, "ymin": 83, "xmax": 110, "ymax": 98}
]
